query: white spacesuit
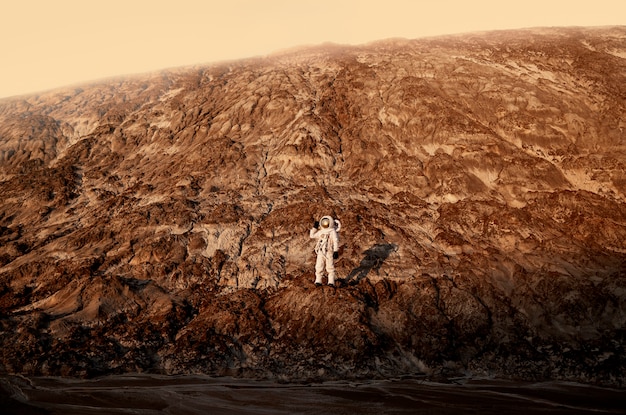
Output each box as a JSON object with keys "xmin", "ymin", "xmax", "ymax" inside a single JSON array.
[{"xmin": 310, "ymin": 215, "xmax": 341, "ymax": 286}]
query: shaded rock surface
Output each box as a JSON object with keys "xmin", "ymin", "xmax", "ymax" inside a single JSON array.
[
  {"xmin": 2, "ymin": 375, "xmax": 626, "ymax": 415},
  {"xmin": 0, "ymin": 27, "xmax": 625, "ymax": 384}
]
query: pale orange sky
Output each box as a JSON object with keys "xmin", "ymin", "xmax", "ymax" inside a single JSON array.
[{"xmin": 1, "ymin": 0, "xmax": 624, "ymax": 98}]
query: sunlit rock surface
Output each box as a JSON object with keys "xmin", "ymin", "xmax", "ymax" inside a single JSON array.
[{"xmin": 0, "ymin": 27, "xmax": 625, "ymax": 384}]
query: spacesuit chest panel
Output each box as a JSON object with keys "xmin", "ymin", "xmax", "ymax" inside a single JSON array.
[{"xmin": 315, "ymin": 233, "xmax": 332, "ymax": 254}]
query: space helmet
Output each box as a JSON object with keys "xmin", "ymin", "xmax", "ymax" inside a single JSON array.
[{"xmin": 320, "ymin": 216, "xmax": 333, "ymax": 229}]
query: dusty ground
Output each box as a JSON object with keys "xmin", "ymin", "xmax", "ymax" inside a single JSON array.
[{"xmin": 2, "ymin": 374, "xmax": 626, "ymax": 415}]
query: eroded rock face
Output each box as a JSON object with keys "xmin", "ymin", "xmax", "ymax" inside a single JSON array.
[{"xmin": 1, "ymin": 27, "xmax": 625, "ymax": 384}]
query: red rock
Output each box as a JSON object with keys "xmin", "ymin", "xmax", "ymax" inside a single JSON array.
[{"xmin": 0, "ymin": 27, "xmax": 625, "ymax": 384}]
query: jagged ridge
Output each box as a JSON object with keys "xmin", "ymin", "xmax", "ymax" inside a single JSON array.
[{"xmin": 0, "ymin": 26, "xmax": 625, "ymax": 384}]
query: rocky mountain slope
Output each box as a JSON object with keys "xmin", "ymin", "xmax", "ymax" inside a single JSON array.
[{"xmin": 0, "ymin": 26, "xmax": 625, "ymax": 384}]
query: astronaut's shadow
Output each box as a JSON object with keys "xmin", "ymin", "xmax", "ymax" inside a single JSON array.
[{"xmin": 345, "ymin": 243, "xmax": 398, "ymax": 284}]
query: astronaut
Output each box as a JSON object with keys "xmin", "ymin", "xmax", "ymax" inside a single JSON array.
[{"xmin": 310, "ymin": 215, "xmax": 341, "ymax": 286}]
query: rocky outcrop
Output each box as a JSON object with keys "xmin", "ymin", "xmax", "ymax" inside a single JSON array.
[{"xmin": 0, "ymin": 27, "xmax": 625, "ymax": 384}]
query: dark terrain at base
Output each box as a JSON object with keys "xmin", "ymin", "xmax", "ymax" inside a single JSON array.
[{"xmin": 2, "ymin": 375, "xmax": 626, "ymax": 415}]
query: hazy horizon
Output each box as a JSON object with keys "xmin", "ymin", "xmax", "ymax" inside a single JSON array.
[{"xmin": 1, "ymin": 0, "xmax": 624, "ymax": 99}]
